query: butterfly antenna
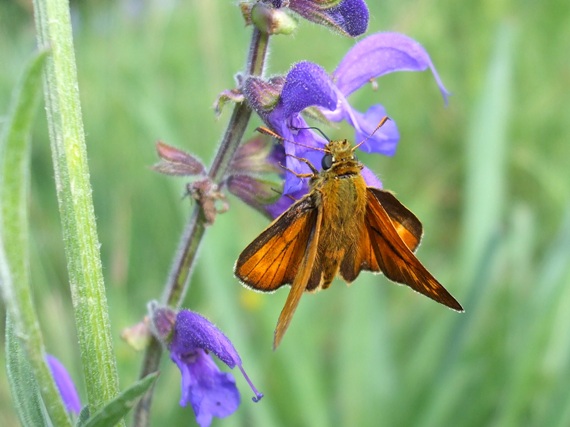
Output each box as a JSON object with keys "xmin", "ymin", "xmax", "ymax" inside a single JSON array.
[
  {"xmin": 352, "ymin": 116, "xmax": 390, "ymax": 151},
  {"xmin": 255, "ymin": 126, "xmax": 327, "ymax": 153},
  {"xmin": 256, "ymin": 126, "xmax": 285, "ymax": 141},
  {"xmin": 290, "ymin": 125, "xmax": 331, "ymax": 142}
]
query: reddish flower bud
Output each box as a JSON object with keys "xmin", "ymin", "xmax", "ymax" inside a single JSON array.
[
  {"xmin": 153, "ymin": 141, "xmax": 206, "ymax": 176},
  {"xmin": 121, "ymin": 317, "xmax": 151, "ymax": 351}
]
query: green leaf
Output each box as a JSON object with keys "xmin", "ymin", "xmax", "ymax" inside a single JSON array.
[
  {"xmin": 77, "ymin": 407, "xmax": 90, "ymax": 426},
  {"xmin": 0, "ymin": 49, "xmax": 72, "ymax": 427},
  {"xmin": 0, "ymin": 48, "xmax": 48, "ymax": 298},
  {"xmin": 77, "ymin": 373, "xmax": 158, "ymax": 427},
  {"xmin": 5, "ymin": 318, "xmax": 51, "ymax": 427}
]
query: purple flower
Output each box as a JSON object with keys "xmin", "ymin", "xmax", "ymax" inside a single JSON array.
[
  {"xmin": 268, "ymin": 0, "xmax": 369, "ymax": 36},
  {"xmin": 168, "ymin": 310, "xmax": 263, "ymax": 427},
  {"xmin": 325, "ymin": 32, "xmax": 449, "ymax": 147},
  {"xmin": 46, "ymin": 354, "xmax": 81, "ymax": 415},
  {"xmin": 243, "ymin": 32, "xmax": 449, "ymax": 217},
  {"xmin": 244, "ymin": 62, "xmax": 337, "ymax": 198}
]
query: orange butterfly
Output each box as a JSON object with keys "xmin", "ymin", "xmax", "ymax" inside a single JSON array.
[{"xmin": 235, "ymin": 120, "xmax": 463, "ymax": 348}]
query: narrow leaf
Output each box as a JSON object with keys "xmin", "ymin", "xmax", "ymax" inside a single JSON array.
[
  {"xmin": 5, "ymin": 318, "xmax": 50, "ymax": 427},
  {"xmin": 78, "ymin": 373, "xmax": 159, "ymax": 427},
  {"xmin": 0, "ymin": 49, "xmax": 72, "ymax": 427}
]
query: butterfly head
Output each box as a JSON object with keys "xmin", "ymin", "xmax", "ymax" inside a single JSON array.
[
  {"xmin": 321, "ymin": 139, "xmax": 360, "ymax": 171},
  {"xmin": 319, "ymin": 117, "xmax": 390, "ymax": 172}
]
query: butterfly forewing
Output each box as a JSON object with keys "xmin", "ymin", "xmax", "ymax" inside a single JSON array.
[
  {"xmin": 235, "ymin": 195, "xmax": 318, "ymax": 291},
  {"xmin": 365, "ymin": 192, "xmax": 463, "ymax": 311},
  {"xmin": 273, "ymin": 205, "xmax": 323, "ymax": 349}
]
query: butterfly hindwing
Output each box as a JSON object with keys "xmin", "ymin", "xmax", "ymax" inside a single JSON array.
[
  {"xmin": 340, "ymin": 188, "xmax": 422, "ymax": 282},
  {"xmin": 364, "ymin": 191, "xmax": 463, "ymax": 311},
  {"xmin": 368, "ymin": 188, "xmax": 423, "ymax": 252}
]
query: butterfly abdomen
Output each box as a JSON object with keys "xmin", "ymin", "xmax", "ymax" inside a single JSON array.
[{"xmin": 312, "ymin": 170, "xmax": 367, "ymax": 289}]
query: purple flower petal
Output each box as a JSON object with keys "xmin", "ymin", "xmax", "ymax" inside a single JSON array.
[
  {"xmin": 168, "ymin": 309, "xmax": 264, "ymax": 412},
  {"xmin": 277, "ymin": 61, "xmax": 337, "ymax": 123},
  {"xmin": 46, "ymin": 354, "xmax": 81, "ymax": 415},
  {"xmin": 289, "ymin": 0, "xmax": 369, "ymax": 36},
  {"xmin": 281, "ymin": 114, "xmax": 328, "ymax": 156},
  {"xmin": 172, "ymin": 348, "xmax": 240, "ymax": 427},
  {"xmin": 346, "ymin": 104, "xmax": 400, "ymax": 155},
  {"xmin": 267, "ymin": 112, "xmax": 328, "ymax": 196},
  {"xmin": 282, "ymin": 151, "xmax": 314, "ymax": 195},
  {"xmin": 322, "ymin": 0, "xmax": 369, "ymax": 37},
  {"xmin": 361, "ymin": 166, "xmax": 383, "ymax": 188},
  {"xmin": 333, "ymin": 32, "xmax": 450, "ymax": 102},
  {"xmin": 265, "ymin": 187, "xmax": 310, "ymax": 219},
  {"xmin": 170, "ymin": 310, "xmax": 241, "ymax": 369}
]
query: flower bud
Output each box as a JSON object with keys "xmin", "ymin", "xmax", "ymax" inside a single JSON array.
[
  {"xmin": 227, "ymin": 174, "xmax": 283, "ymax": 219},
  {"xmin": 153, "ymin": 142, "xmax": 206, "ymax": 176},
  {"xmin": 251, "ymin": 2, "xmax": 298, "ymax": 35},
  {"xmin": 148, "ymin": 302, "xmax": 177, "ymax": 344},
  {"xmin": 214, "ymin": 88, "xmax": 245, "ymax": 117},
  {"xmin": 243, "ymin": 75, "xmax": 285, "ymax": 119},
  {"xmin": 226, "ymin": 135, "xmax": 285, "ymax": 218},
  {"xmin": 120, "ymin": 317, "xmax": 151, "ymax": 351},
  {"xmin": 229, "ymin": 135, "xmax": 283, "ymax": 175},
  {"xmin": 287, "ymin": 0, "xmax": 368, "ymax": 37}
]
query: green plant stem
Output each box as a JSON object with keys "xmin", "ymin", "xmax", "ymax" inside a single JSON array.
[
  {"xmin": 133, "ymin": 28, "xmax": 269, "ymax": 427},
  {"xmin": 32, "ymin": 0, "xmax": 122, "ymax": 418}
]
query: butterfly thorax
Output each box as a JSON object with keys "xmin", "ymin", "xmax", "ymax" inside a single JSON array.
[{"xmin": 309, "ymin": 139, "xmax": 368, "ymax": 289}]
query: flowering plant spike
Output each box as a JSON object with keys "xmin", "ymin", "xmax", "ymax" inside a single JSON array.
[{"xmin": 15, "ymin": 0, "xmax": 460, "ymax": 422}]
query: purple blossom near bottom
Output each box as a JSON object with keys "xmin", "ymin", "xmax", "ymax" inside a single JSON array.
[
  {"xmin": 46, "ymin": 354, "xmax": 81, "ymax": 415},
  {"xmin": 171, "ymin": 349, "xmax": 240, "ymax": 427},
  {"xmin": 168, "ymin": 310, "xmax": 263, "ymax": 427}
]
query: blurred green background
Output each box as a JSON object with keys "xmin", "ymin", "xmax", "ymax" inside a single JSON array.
[{"xmin": 2, "ymin": 0, "xmax": 570, "ymax": 425}]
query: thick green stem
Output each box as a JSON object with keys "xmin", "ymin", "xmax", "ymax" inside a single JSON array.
[
  {"xmin": 31, "ymin": 0, "xmax": 122, "ymax": 418},
  {"xmin": 133, "ymin": 28, "xmax": 269, "ymax": 427}
]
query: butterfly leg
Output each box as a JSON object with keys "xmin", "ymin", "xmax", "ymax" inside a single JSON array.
[
  {"xmin": 279, "ymin": 158, "xmax": 317, "ymax": 179},
  {"xmin": 284, "ymin": 153, "xmax": 319, "ymax": 175},
  {"xmin": 270, "ymin": 186, "xmax": 297, "ymax": 202},
  {"xmin": 278, "ymin": 164, "xmax": 313, "ymax": 179}
]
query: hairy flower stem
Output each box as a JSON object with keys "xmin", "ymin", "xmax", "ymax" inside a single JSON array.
[{"xmin": 133, "ymin": 28, "xmax": 269, "ymax": 427}]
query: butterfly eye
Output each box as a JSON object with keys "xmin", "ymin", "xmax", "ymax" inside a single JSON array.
[
  {"xmin": 352, "ymin": 154, "xmax": 358, "ymax": 161},
  {"xmin": 321, "ymin": 154, "xmax": 333, "ymax": 170}
]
